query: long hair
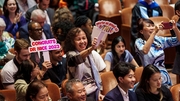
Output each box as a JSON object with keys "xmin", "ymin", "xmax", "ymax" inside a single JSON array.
[
  {"xmin": 14, "ymin": 59, "xmax": 37, "ymax": 84},
  {"xmin": 64, "ymin": 27, "xmax": 91, "ymax": 53},
  {"xmin": 137, "ymin": 64, "xmax": 161, "ymax": 93},
  {"xmin": 111, "ymin": 36, "xmax": 126, "ymax": 70},
  {"xmin": 3, "ymin": 0, "xmax": 20, "ymax": 17},
  {"xmin": 25, "ymin": 79, "xmax": 47, "ymax": 101}
]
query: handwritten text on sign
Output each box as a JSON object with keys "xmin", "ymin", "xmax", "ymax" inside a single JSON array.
[{"xmin": 29, "ymin": 39, "xmax": 61, "ymax": 53}]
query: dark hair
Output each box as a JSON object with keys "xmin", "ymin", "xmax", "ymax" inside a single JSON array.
[
  {"xmin": 137, "ymin": 64, "xmax": 161, "ymax": 93},
  {"xmin": 52, "ymin": 7, "xmax": 73, "ymax": 26},
  {"xmin": 111, "ymin": 36, "xmax": 126, "ymax": 70},
  {"xmin": 175, "ymin": 1, "xmax": 180, "ymax": 15},
  {"xmin": 14, "ymin": 59, "xmax": 37, "ymax": 84},
  {"xmin": 64, "ymin": 27, "xmax": 91, "ymax": 53},
  {"xmin": 3, "ymin": 0, "xmax": 20, "ymax": 17},
  {"xmin": 52, "ymin": 20, "xmax": 74, "ymax": 42},
  {"xmin": 14, "ymin": 39, "xmax": 30, "ymax": 53},
  {"xmin": 113, "ymin": 62, "xmax": 135, "ymax": 83},
  {"xmin": 65, "ymin": 79, "xmax": 82, "ymax": 94},
  {"xmin": 25, "ymin": 79, "xmax": 47, "ymax": 101},
  {"xmin": 137, "ymin": 18, "xmax": 154, "ymax": 39},
  {"xmin": 74, "ymin": 16, "xmax": 89, "ymax": 27}
]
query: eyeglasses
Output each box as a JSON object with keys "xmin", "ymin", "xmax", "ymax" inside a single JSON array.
[{"xmin": 32, "ymin": 28, "xmax": 43, "ymax": 32}]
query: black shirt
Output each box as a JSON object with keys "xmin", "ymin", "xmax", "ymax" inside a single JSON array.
[{"xmin": 42, "ymin": 57, "xmax": 67, "ymax": 87}]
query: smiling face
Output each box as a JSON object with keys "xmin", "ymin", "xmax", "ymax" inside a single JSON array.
[
  {"xmin": 115, "ymin": 41, "xmax": 125, "ymax": 57},
  {"xmin": 74, "ymin": 30, "xmax": 88, "ymax": 52},
  {"xmin": 68, "ymin": 82, "xmax": 86, "ymax": 101},
  {"xmin": 140, "ymin": 22, "xmax": 155, "ymax": 40},
  {"xmin": 119, "ymin": 69, "xmax": 136, "ymax": 91},
  {"xmin": 148, "ymin": 73, "xmax": 162, "ymax": 90},
  {"xmin": 6, "ymin": 0, "xmax": 17, "ymax": 13}
]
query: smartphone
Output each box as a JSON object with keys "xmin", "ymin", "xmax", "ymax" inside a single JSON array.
[{"xmin": 162, "ymin": 22, "xmax": 173, "ymax": 29}]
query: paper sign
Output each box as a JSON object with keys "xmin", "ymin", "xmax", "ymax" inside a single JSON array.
[
  {"xmin": 95, "ymin": 20, "xmax": 119, "ymax": 34},
  {"xmin": 28, "ymin": 38, "xmax": 61, "ymax": 61},
  {"xmin": 91, "ymin": 21, "xmax": 119, "ymax": 46}
]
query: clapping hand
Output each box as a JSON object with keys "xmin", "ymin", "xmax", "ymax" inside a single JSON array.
[{"xmin": 14, "ymin": 12, "xmax": 22, "ymax": 24}]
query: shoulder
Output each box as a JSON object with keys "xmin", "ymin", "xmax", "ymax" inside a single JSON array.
[
  {"xmin": 105, "ymin": 86, "xmax": 119, "ymax": 97},
  {"xmin": 2, "ymin": 60, "xmax": 17, "ymax": 71},
  {"xmin": 27, "ymin": 5, "xmax": 37, "ymax": 12}
]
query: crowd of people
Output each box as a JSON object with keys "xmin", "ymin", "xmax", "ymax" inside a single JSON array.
[{"xmin": 0, "ymin": 0, "xmax": 180, "ymax": 101}]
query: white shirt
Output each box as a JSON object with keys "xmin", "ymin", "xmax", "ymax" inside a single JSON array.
[{"xmin": 118, "ymin": 85, "xmax": 129, "ymax": 101}]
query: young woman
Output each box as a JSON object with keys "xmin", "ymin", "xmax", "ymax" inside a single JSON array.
[
  {"xmin": 74, "ymin": 15, "xmax": 93, "ymax": 35},
  {"xmin": 135, "ymin": 64, "xmax": 173, "ymax": 101},
  {"xmin": 104, "ymin": 36, "xmax": 139, "ymax": 71},
  {"xmin": 14, "ymin": 59, "xmax": 51, "ymax": 101},
  {"xmin": 64, "ymin": 27, "xmax": 106, "ymax": 101},
  {"xmin": 135, "ymin": 18, "xmax": 180, "ymax": 87},
  {"xmin": 25, "ymin": 79, "xmax": 50, "ymax": 101},
  {"xmin": 1, "ymin": 0, "xmax": 26, "ymax": 38}
]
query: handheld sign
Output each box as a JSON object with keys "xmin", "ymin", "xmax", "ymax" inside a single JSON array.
[
  {"xmin": 92, "ymin": 20, "xmax": 119, "ymax": 46},
  {"xmin": 28, "ymin": 38, "xmax": 61, "ymax": 61}
]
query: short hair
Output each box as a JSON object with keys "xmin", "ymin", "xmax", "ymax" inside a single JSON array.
[
  {"xmin": 14, "ymin": 39, "xmax": 30, "ymax": 53},
  {"xmin": 137, "ymin": 64, "xmax": 161, "ymax": 93},
  {"xmin": 74, "ymin": 16, "xmax": 89, "ymax": 27},
  {"xmin": 0, "ymin": 18, "xmax": 6, "ymax": 27},
  {"xmin": 30, "ymin": 9, "xmax": 46, "ymax": 20},
  {"xmin": 65, "ymin": 79, "xmax": 82, "ymax": 94},
  {"xmin": 113, "ymin": 62, "xmax": 135, "ymax": 83},
  {"xmin": 25, "ymin": 79, "xmax": 47, "ymax": 101},
  {"xmin": 175, "ymin": 1, "xmax": 180, "ymax": 14}
]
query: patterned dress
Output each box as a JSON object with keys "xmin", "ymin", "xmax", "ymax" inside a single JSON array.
[{"xmin": 135, "ymin": 36, "xmax": 180, "ymax": 86}]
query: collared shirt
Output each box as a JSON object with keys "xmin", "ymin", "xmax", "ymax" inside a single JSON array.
[{"xmin": 118, "ymin": 85, "xmax": 129, "ymax": 101}]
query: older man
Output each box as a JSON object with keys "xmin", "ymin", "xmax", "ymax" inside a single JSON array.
[
  {"xmin": 60, "ymin": 79, "xmax": 95, "ymax": 101},
  {"xmin": 19, "ymin": 9, "xmax": 53, "ymax": 40}
]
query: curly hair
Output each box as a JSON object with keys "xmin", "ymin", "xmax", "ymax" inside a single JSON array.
[
  {"xmin": 64, "ymin": 27, "xmax": 91, "ymax": 53},
  {"xmin": 52, "ymin": 20, "xmax": 74, "ymax": 41}
]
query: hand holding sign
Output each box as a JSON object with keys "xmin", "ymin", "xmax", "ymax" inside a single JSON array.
[
  {"xmin": 28, "ymin": 38, "xmax": 61, "ymax": 62},
  {"xmin": 92, "ymin": 21, "xmax": 119, "ymax": 47}
]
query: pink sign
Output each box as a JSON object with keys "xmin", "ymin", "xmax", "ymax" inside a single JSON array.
[
  {"xmin": 95, "ymin": 20, "xmax": 119, "ymax": 34},
  {"xmin": 28, "ymin": 39, "xmax": 61, "ymax": 53}
]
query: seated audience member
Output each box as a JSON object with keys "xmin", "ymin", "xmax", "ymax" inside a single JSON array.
[
  {"xmin": 131, "ymin": 0, "xmax": 162, "ymax": 53},
  {"xmin": 19, "ymin": 9, "xmax": 53, "ymax": 40},
  {"xmin": 14, "ymin": 59, "xmax": 51, "ymax": 101},
  {"xmin": 25, "ymin": 0, "xmax": 54, "ymax": 25},
  {"xmin": 16, "ymin": 0, "xmax": 37, "ymax": 17},
  {"xmin": 27, "ymin": 21, "xmax": 50, "ymax": 68},
  {"xmin": 42, "ymin": 48, "xmax": 67, "ymax": 87},
  {"xmin": 104, "ymin": 36, "xmax": 139, "ymax": 71},
  {"xmin": 26, "ymin": 79, "xmax": 50, "ymax": 101},
  {"xmin": 60, "ymin": 79, "xmax": 95, "ymax": 101},
  {"xmin": 74, "ymin": 16, "xmax": 93, "ymax": 35},
  {"xmin": 135, "ymin": 18, "xmax": 180, "ymax": 87},
  {"xmin": 103, "ymin": 62, "xmax": 138, "ymax": 101},
  {"xmin": 52, "ymin": 20, "xmax": 74, "ymax": 48},
  {"xmin": 0, "ymin": 17, "xmax": 15, "ymax": 68},
  {"xmin": 135, "ymin": 64, "xmax": 173, "ymax": 101},
  {"xmin": 1, "ymin": 39, "xmax": 30, "ymax": 89},
  {"xmin": 64, "ymin": 27, "xmax": 105, "ymax": 101},
  {"xmin": 1, "ymin": 0, "xmax": 27, "ymax": 38},
  {"xmin": 52, "ymin": 7, "xmax": 74, "ymax": 26}
]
